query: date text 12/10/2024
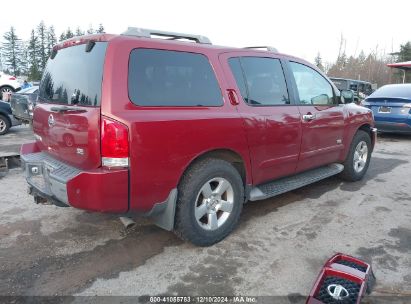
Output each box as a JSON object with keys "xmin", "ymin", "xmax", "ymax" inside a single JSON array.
[{"xmin": 149, "ymin": 296, "xmax": 258, "ymax": 303}]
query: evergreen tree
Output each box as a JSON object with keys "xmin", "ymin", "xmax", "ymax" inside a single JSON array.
[
  {"xmin": 20, "ymin": 42, "xmax": 29, "ymax": 76},
  {"xmin": 0, "ymin": 53, "xmax": 3, "ymax": 72},
  {"xmin": 314, "ymin": 52, "xmax": 324, "ymax": 71},
  {"xmin": 2, "ymin": 27, "xmax": 23, "ymax": 76},
  {"xmin": 47, "ymin": 26, "xmax": 57, "ymax": 57},
  {"xmin": 75, "ymin": 27, "xmax": 84, "ymax": 36},
  {"xmin": 396, "ymin": 42, "xmax": 411, "ymax": 82},
  {"xmin": 65, "ymin": 28, "xmax": 74, "ymax": 39},
  {"xmin": 96, "ymin": 24, "xmax": 105, "ymax": 33},
  {"xmin": 59, "ymin": 32, "xmax": 66, "ymax": 42},
  {"xmin": 27, "ymin": 29, "xmax": 42, "ymax": 80},
  {"xmin": 398, "ymin": 42, "xmax": 411, "ymax": 62},
  {"xmin": 86, "ymin": 25, "xmax": 94, "ymax": 34},
  {"xmin": 37, "ymin": 21, "xmax": 48, "ymax": 70}
]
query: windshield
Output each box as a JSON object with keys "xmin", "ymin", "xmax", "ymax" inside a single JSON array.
[
  {"xmin": 331, "ymin": 79, "xmax": 348, "ymax": 91},
  {"xmin": 370, "ymin": 84, "xmax": 411, "ymax": 99},
  {"xmin": 38, "ymin": 42, "xmax": 107, "ymax": 106}
]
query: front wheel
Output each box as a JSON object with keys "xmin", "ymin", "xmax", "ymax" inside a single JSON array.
[
  {"xmin": 174, "ymin": 158, "xmax": 244, "ymax": 246},
  {"xmin": 339, "ymin": 130, "xmax": 372, "ymax": 181},
  {"xmin": 0, "ymin": 115, "xmax": 11, "ymax": 135}
]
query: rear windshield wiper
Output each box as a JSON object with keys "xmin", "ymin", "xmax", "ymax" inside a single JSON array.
[{"xmin": 50, "ymin": 106, "xmax": 86, "ymax": 113}]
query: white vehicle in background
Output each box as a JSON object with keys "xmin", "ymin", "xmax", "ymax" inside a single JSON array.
[{"xmin": 0, "ymin": 72, "xmax": 21, "ymax": 101}]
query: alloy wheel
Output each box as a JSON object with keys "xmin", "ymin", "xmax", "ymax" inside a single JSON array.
[
  {"xmin": 194, "ymin": 177, "xmax": 234, "ymax": 231},
  {"xmin": 0, "ymin": 118, "xmax": 6, "ymax": 133},
  {"xmin": 353, "ymin": 141, "xmax": 368, "ymax": 173}
]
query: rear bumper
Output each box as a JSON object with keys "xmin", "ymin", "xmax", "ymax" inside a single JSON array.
[
  {"xmin": 21, "ymin": 142, "xmax": 129, "ymax": 213},
  {"xmin": 13, "ymin": 114, "xmax": 30, "ymax": 124},
  {"xmin": 375, "ymin": 121, "xmax": 411, "ymax": 133}
]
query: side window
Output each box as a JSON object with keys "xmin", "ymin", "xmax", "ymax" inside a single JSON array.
[
  {"xmin": 289, "ymin": 62, "xmax": 334, "ymax": 105},
  {"xmin": 229, "ymin": 57, "xmax": 289, "ymax": 106},
  {"xmin": 365, "ymin": 84, "xmax": 372, "ymax": 95},
  {"xmin": 358, "ymin": 83, "xmax": 365, "ymax": 93},
  {"xmin": 349, "ymin": 83, "xmax": 358, "ymax": 92},
  {"xmin": 228, "ymin": 58, "xmax": 248, "ymax": 100},
  {"xmin": 128, "ymin": 49, "xmax": 223, "ymax": 106}
]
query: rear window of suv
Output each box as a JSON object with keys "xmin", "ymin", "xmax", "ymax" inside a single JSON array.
[
  {"xmin": 128, "ymin": 49, "xmax": 223, "ymax": 107},
  {"xmin": 38, "ymin": 42, "xmax": 107, "ymax": 106}
]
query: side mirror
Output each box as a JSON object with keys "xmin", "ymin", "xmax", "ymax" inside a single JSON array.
[
  {"xmin": 311, "ymin": 94, "xmax": 330, "ymax": 105},
  {"xmin": 340, "ymin": 89, "xmax": 354, "ymax": 103}
]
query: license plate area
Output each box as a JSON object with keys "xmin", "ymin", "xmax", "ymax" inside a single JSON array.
[{"xmin": 378, "ymin": 106, "xmax": 391, "ymax": 113}]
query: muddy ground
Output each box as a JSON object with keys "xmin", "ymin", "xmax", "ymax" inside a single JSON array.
[{"xmin": 0, "ymin": 126, "xmax": 410, "ymax": 302}]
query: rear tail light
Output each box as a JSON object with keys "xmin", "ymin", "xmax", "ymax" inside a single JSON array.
[
  {"xmin": 9, "ymin": 76, "xmax": 16, "ymax": 80},
  {"xmin": 101, "ymin": 116, "xmax": 129, "ymax": 168}
]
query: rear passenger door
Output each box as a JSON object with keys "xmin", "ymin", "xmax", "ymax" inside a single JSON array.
[
  {"xmin": 286, "ymin": 61, "xmax": 345, "ymax": 173},
  {"xmin": 220, "ymin": 53, "xmax": 302, "ymax": 185}
]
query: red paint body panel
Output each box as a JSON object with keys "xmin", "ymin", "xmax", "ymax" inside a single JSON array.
[
  {"xmin": 20, "ymin": 141, "xmax": 40, "ymax": 155},
  {"xmin": 21, "ymin": 140, "xmax": 128, "ymax": 213},
  {"xmin": 297, "ymin": 105, "xmax": 345, "ymax": 172},
  {"xmin": 339, "ymin": 103, "xmax": 376, "ymax": 160},
  {"xmin": 27, "ymin": 33, "xmax": 375, "ymax": 214},
  {"xmin": 67, "ymin": 168, "xmax": 128, "ymax": 212}
]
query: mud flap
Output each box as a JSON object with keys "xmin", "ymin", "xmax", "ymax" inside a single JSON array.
[{"xmin": 151, "ymin": 189, "xmax": 177, "ymax": 231}]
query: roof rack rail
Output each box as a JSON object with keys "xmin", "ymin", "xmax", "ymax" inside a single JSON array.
[
  {"xmin": 121, "ymin": 27, "xmax": 212, "ymax": 44},
  {"xmin": 244, "ymin": 46, "xmax": 278, "ymax": 53}
]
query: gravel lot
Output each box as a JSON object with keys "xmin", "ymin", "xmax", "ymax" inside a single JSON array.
[{"xmin": 0, "ymin": 126, "xmax": 410, "ymax": 301}]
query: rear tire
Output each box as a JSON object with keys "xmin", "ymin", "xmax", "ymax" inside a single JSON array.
[
  {"xmin": 0, "ymin": 115, "xmax": 11, "ymax": 135},
  {"xmin": 339, "ymin": 130, "xmax": 371, "ymax": 181},
  {"xmin": 174, "ymin": 158, "xmax": 244, "ymax": 246}
]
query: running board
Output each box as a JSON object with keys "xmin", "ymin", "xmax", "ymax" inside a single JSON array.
[{"xmin": 249, "ymin": 163, "xmax": 344, "ymax": 201}]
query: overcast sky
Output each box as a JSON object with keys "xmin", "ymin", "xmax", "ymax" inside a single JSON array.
[{"xmin": 1, "ymin": 0, "xmax": 410, "ymax": 64}]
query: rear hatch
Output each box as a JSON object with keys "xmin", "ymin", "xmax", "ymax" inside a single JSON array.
[
  {"xmin": 364, "ymin": 97, "xmax": 411, "ymax": 123},
  {"xmin": 33, "ymin": 41, "xmax": 107, "ymax": 170}
]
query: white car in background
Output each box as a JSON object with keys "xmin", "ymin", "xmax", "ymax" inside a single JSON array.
[{"xmin": 0, "ymin": 72, "xmax": 21, "ymax": 100}]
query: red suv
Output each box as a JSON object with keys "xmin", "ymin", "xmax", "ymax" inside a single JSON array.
[{"xmin": 21, "ymin": 28, "xmax": 376, "ymax": 246}]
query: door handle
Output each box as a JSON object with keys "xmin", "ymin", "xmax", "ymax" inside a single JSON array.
[
  {"xmin": 227, "ymin": 89, "xmax": 240, "ymax": 105},
  {"xmin": 303, "ymin": 113, "xmax": 316, "ymax": 121}
]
